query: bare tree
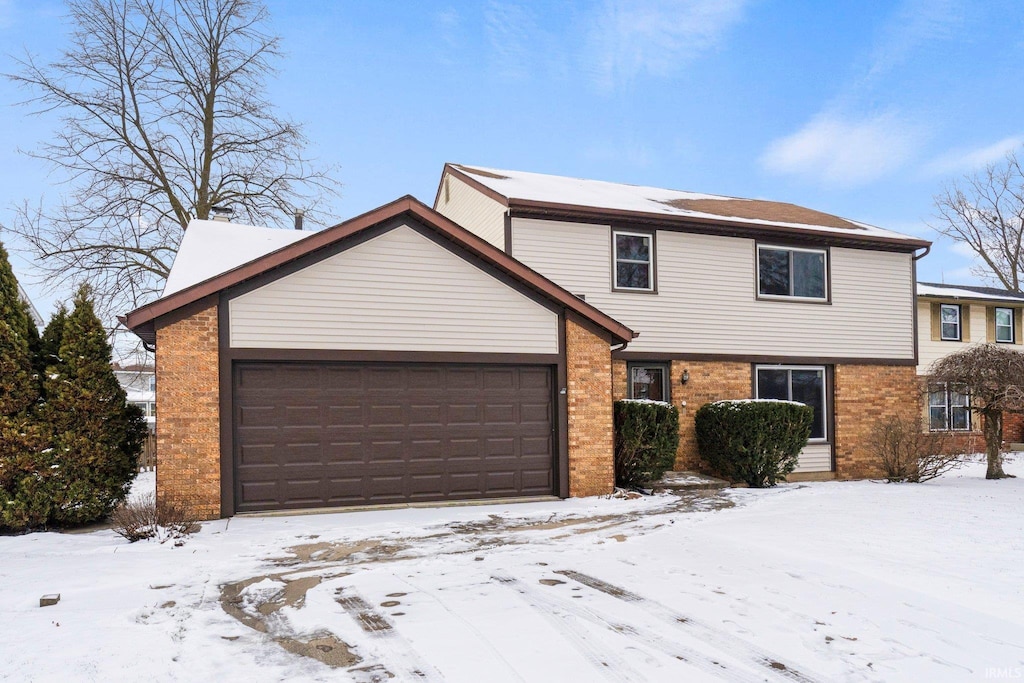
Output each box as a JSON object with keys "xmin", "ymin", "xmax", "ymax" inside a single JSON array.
[
  {"xmin": 930, "ymin": 149, "xmax": 1024, "ymax": 291},
  {"xmin": 929, "ymin": 343, "xmax": 1024, "ymax": 479},
  {"xmin": 4, "ymin": 0, "xmax": 338, "ymax": 321}
]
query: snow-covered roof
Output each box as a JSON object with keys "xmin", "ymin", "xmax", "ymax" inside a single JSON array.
[
  {"xmin": 162, "ymin": 219, "xmax": 311, "ymax": 296},
  {"xmin": 917, "ymin": 282, "xmax": 1024, "ymax": 303},
  {"xmin": 448, "ymin": 164, "xmax": 926, "ymax": 245}
]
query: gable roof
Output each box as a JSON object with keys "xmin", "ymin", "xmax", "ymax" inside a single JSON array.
[
  {"xmin": 441, "ymin": 163, "xmax": 931, "ymax": 252},
  {"xmin": 124, "ymin": 196, "xmax": 636, "ymax": 346},
  {"xmin": 162, "ymin": 219, "xmax": 308, "ymax": 297},
  {"xmin": 917, "ymin": 281, "xmax": 1024, "ymax": 304}
]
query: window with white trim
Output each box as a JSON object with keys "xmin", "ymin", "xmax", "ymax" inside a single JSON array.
[
  {"xmin": 929, "ymin": 383, "xmax": 970, "ymax": 431},
  {"xmin": 940, "ymin": 304, "xmax": 961, "ymax": 341},
  {"xmin": 755, "ymin": 365, "xmax": 827, "ymax": 440},
  {"xmin": 757, "ymin": 245, "xmax": 827, "ymax": 300},
  {"xmin": 628, "ymin": 363, "xmax": 669, "ymax": 401},
  {"xmin": 613, "ymin": 231, "xmax": 653, "ymax": 291},
  {"xmin": 995, "ymin": 307, "xmax": 1014, "ymax": 343}
]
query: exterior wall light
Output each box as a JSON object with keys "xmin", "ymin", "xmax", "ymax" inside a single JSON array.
[{"xmin": 681, "ymin": 369, "xmax": 690, "ymax": 385}]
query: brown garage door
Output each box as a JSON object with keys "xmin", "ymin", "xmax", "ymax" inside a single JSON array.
[{"xmin": 233, "ymin": 362, "xmax": 556, "ymax": 512}]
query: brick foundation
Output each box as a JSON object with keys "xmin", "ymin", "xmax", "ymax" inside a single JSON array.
[
  {"xmin": 155, "ymin": 304, "xmax": 221, "ymax": 520},
  {"xmin": 834, "ymin": 364, "xmax": 920, "ymax": 479},
  {"xmin": 614, "ymin": 358, "xmax": 923, "ymax": 479},
  {"xmin": 566, "ymin": 320, "xmax": 615, "ymax": 496}
]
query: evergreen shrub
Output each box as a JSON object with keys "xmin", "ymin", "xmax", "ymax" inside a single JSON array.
[
  {"xmin": 614, "ymin": 399, "xmax": 679, "ymax": 488},
  {"xmin": 694, "ymin": 399, "xmax": 813, "ymax": 487}
]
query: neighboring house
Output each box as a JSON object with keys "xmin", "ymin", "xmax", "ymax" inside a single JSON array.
[
  {"xmin": 113, "ymin": 364, "xmax": 156, "ymax": 431},
  {"xmin": 435, "ymin": 164, "xmax": 931, "ymax": 480},
  {"xmin": 125, "ymin": 198, "xmax": 634, "ymax": 520},
  {"xmin": 916, "ymin": 282, "xmax": 1024, "ymax": 444},
  {"xmin": 17, "ymin": 282, "xmax": 43, "ymax": 328}
]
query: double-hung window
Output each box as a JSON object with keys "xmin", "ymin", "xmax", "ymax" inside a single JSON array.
[
  {"xmin": 940, "ymin": 304, "xmax": 961, "ymax": 341},
  {"xmin": 628, "ymin": 363, "xmax": 669, "ymax": 402},
  {"xmin": 755, "ymin": 365, "xmax": 827, "ymax": 440},
  {"xmin": 613, "ymin": 231, "xmax": 654, "ymax": 291},
  {"xmin": 929, "ymin": 383, "xmax": 970, "ymax": 431},
  {"xmin": 757, "ymin": 245, "xmax": 827, "ymax": 300},
  {"xmin": 995, "ymin": 307, "xmax": 1014, "ymax": 343}
]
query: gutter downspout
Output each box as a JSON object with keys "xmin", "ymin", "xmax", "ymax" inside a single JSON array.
[{"xmin": 913, "ymin": 245, "xmax": 931, "ymax": 261}]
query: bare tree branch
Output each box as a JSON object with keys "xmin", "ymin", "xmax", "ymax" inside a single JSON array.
[
  {"xmin": 929, "ymin": 343, "xmax": 1024, "ymax": 479},
  {"xmin": 3, "ymin": 0, "xmax": 340, "ymax": 325}
]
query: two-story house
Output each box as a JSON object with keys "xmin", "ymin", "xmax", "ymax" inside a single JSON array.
[
  {"xmin": 916, "ymin": 282, "xmax": 1024, "ymax": 445},
  {"xmin": 126, "ymin": 166, "xmax": 930, "ymax": 520},
  {"xmin": 435, "ymin": 164, "xmax": 931, "ymax": 480}
]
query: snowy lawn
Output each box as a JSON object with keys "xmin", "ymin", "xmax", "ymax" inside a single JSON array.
[{"xmin": 2, "ymin": 458, "xmax": 1023, "ymax": 682}]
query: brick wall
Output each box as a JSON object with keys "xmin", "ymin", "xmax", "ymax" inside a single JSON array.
[
  {"xmin": 669, "ymin": 361, "xmax": 753, "ymax": 470},
  {"xmin": 155, "ymin": 304, "xmax": 221, "ymax": 520},
  {"xmin": 834, "ymin": 364, "xmax": 919, "ymax": 479},
  {"xmin": 566, "ymin": 319, "xmax": 614, "ymax": 496}
]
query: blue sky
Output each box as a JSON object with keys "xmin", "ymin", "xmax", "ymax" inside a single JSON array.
[{"xmin": 1, "ymin": 0, "xmax": 1023, "ymax": 320}]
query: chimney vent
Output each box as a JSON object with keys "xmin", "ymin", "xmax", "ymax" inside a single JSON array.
[
  {"xmin": 210, "ymin": 205, "xmax": 233, "ymax": 222},
  {"xmin": 294, "ymin": 210, "xmax": 305, "ymax": 231}
]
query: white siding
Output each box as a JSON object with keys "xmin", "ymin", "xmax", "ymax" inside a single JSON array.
[
  {"xmin": 229, "ymin": 224, "xmax": 558, "ymax": 353},
  {"xmin": 435, "ymin": 173, "xmax": 507, "ymax": 249},
  {"xmin": 513, "ymin": 217, "xmax": 915, "ymax": 359},
  {"xmin": 795, "ymin": 443, "xmax": 832, "ymax": 473}
]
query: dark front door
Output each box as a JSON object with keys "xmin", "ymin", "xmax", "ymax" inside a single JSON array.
[{"xmin": 232, "ymin": 362, "xmax": 555, "ymax": 512}]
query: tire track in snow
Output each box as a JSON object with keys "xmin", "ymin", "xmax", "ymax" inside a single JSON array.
[
  {"xmin": 333, "ymin": 585, "xmax": 444, "ymax": 681},
  {"xmin": 394, "ymin": 574, "xmax": 527, "ymax": 683},
  {"xmin": 557, "ymin": 570, "xmax": 821, "ymax": 683},
  {"xmin": 492, "ymin": 573, "xmax": 765, "ymax": 683},
  {"xmin": 491, "ymin": 574, "xmax": 647, "ymax": 683}
]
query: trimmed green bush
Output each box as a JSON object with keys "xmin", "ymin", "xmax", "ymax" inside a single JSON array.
[
  {"xmin": 694, "ymin": 399, "xmax": 813, "ymax": 487},
  {"xmin": 614, "ymin": 400, "xmax": 680, "ymax": 488}
]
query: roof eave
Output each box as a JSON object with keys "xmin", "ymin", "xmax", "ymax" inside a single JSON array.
[{"xmin": 505, "ymin": 199, "xmax": 931, "ymax": 252}]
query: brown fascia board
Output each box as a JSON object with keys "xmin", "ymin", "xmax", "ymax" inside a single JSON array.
[
  {"xmin": 917, "ymin": 293, "xmax": 1024, "ymax": 305},
  {"xmin": 124, "ymin": 195, "xmax": 635, "ymax": 345},
  {"xmin": 507, "ymin": 199, "xmax": 932, "ymax": 253},
  {"xmin": 440, "ymin": 164, "xmax": 930, "ymax": 252}
]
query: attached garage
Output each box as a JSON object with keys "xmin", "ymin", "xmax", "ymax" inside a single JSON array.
[
  {"xmin": 233, "ymin": 361, "xmax": 556, "ymax": 512},
  {"xmin": 125, "ymin": 196, "xmax": 634, "ymax": 519}
]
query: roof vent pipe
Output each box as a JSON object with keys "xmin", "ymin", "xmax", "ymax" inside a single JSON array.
[
  {"xmin": 294, "ymin": 210, "xmax": 305, "ymax": 231},
  {"xmin": 210, "ymin": 205, "xmax": 233, "ymax": 222}
]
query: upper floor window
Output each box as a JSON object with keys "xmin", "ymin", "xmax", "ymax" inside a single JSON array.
[
  {"xmin": 756, "ymin": 245, "xmax": 827, "ymax": 301},
  {"xmin": 995, "ymin": 307, "xmax": 1014, "ymax": 343},
  {"xmin": 613, "ymin": 230, "xmax": 654, "ymax": 291},
  {"xmin": 940, "ymin": 304, "xmax": 961, "ymax": 341}
]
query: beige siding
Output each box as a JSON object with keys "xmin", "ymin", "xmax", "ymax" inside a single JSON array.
[
  {"xmin": 434, "ymin": 173, "xmax": 507, "ymax": 249},
  {"xmin": 513, "ymin": 217, "xmax": 914, "ymax": 359},
  {"xmin": 916, "ymin": 301, "xmax": 1023, "ymax": 374},
  {"xmin": 795, "ymin": 443, "xmax": 832, "ymax": 473},
  {"xmin": 229, "ymin": 224, "xmax": 558, "ymax": 352}
]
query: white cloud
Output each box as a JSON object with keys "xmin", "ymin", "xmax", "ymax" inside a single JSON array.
[
  {"xmin": 759, "ymin": 112, "xmax": 925, "ymax": 187},
  {"xmin": 863, "ymin": 0, "xmax": 964, "ymax": 84},
  {"xmin": 484, "ymin": 2, "xmax": 540, "ymax": 81},
  {"xmin": 922, "ymin": 136, "xmax": 1024, "ymax": 177},
  {"xmin": 584, "ymin": 0, "xmax": 747, "ymax": 91}
]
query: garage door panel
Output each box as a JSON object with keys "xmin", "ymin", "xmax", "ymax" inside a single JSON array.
[{"xmin": 234, "ymin": 362, "xmax": 556, "ymax": 512}]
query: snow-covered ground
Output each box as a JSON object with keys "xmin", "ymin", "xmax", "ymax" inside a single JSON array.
[{"xmin": 2, "ymin": 458, "xmax": 1023, "ymax": 682}]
